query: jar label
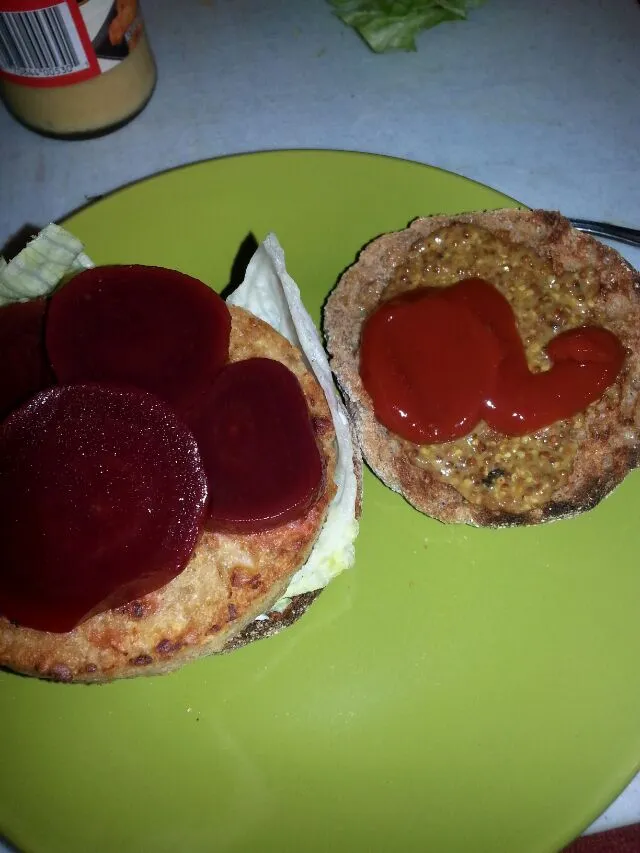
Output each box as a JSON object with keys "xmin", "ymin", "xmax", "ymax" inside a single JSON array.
[{"xmin": 0, "ymin": 0, "xmax": 145, "ymax": 87}]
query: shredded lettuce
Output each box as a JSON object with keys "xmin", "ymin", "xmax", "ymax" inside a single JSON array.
[
  {"xmin": 330, "ymin": 0, "xmax": 485, "ymax": 53},
  {"xmin": 227, "ymin": 235, "xmax": 359, "ymax": 601},
  {"xmin": 0, "ymin": 223, "xmax": 94, "ymax": 307}
]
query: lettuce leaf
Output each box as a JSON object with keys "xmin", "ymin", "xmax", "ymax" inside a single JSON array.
[
  {"xmin": 330, "ymin": 0, "xmax": 485, "ymax": 52},
  {"xmin": 227, "ymin": 235, "xmax": 360, "ymax": 602},
  {"xmin": 0, "ymin": 223, "xmax": 94, "ymax": 307}
]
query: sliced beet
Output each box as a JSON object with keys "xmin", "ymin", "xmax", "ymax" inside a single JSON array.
[
  {"xmin": 0, "ymin": 298, "xmax": 55, "ymax": 422},
  {"xmin": 45, "ymin": 265, "xmax": 231, "ymax": 416},
  {"xmin": 187, "ymin": 358, "xmax": 324, "ymax": 534},
  {"xmin": 0, "ymin": 384, "xmax": 207, "ymax": 633}
]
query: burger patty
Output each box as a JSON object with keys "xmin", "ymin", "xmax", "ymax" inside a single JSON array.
[{"xmin": 0, "ymin": 306, "xmax": 337, "ymax": 682}]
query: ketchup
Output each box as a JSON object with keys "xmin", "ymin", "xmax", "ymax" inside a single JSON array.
[{"xmin": 360, "ymin": 278, "xmax": 625, "ymax": 444}]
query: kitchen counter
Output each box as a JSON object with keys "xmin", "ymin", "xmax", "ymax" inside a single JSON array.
[{"xmin": 1, "ymin": 0, "xmax": 639, "ymax": 846}]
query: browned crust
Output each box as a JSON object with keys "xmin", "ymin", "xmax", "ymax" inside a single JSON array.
[
  {"xmin": 221, "ymin": 590, "xmax": 321, "ymax": 652},
  {"xmin": 350, "ymin": 414, "xmax": 364, "ymax": 520},
  {"xmin": 324, "ymin": 209, "xmax": 640, "ymax": 527},
  {"xmin": 0, "ymin": 306, "xmax": 338, "ymax": 682}
]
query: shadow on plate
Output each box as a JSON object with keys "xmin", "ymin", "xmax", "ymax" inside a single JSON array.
[
  {"xmin": 1, "ymin": 224, "xmax": 42, "ymax": 261},
  {"xmin": 0, "ymin": 832, "xmax": 22, "ymax": 852},
  {"xmin": 220, "ymin": 231, "xmax": 259, "ymax": 299}
]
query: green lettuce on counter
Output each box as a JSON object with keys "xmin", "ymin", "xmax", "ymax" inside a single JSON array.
[{"xmin": 330, "ymin": 0, "xmax": 486, "ymax": 53}]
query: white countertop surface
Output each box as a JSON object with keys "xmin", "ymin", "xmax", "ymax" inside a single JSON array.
[{"xmin": 1, "ymin": 0, "xmax": 639, "ymax": 848}]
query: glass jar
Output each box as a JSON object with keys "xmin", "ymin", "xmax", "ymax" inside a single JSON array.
[{"xmin": 0, "ymin": 0, "xmax": 157, "ymax": 138}]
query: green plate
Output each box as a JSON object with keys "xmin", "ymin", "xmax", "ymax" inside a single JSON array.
[{"xmin": 1, "ymin": 150, "xmax": 639, "ymax": 853}]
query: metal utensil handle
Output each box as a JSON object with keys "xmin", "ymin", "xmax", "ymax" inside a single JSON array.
[{"xmin": 569, "ymin": 218, "xmax": 640, "ymax": 248}]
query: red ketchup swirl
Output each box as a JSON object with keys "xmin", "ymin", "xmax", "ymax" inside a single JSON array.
[{"xmin": 360, "ymin": 277, "xmax": 625, "ymax": 444}]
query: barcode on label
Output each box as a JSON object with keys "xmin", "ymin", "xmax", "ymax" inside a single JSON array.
[{"xmin": 0, "ymin": 4, "xmax": 90, "ymax": 78}]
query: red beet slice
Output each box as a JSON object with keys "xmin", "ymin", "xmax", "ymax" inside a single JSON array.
[
  {"xmin": 45, "ymin": 265, "xmax": 231, "ymax": 416},
  {"xmin": 0, "ymin": 298, "xmax": 55, "ymax": 422},
  {"xmin": 0, "ymin": 384, "xmax": 208, "ymax": 633},
  {"xmin": 188, "ymin": 358, "xmax": 324, "ymax": 534}
]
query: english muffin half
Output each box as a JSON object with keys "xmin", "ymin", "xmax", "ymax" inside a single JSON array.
[{"xmin": 324, "ymin": 209, "xmax": 640, "ymax": 526}]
